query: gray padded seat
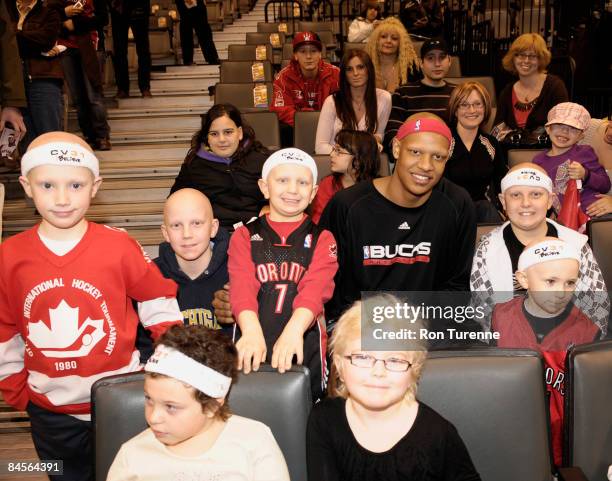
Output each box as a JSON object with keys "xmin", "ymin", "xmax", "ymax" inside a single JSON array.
[
  {"xmin": 245, "ymin": 31, "xmax": 286, "ymax": 46},
  {"xmin": 92, "ymin": 365, "xmax": 312, "ymax": 481},
  {"xmin": 418, "ymin": 349, "xmax": 554, "ymax": 481},
  {"xmin": 297, "ymin": 20, "xmax": 334, "ymax": 33},
  {"xmin": 220, "ymin": 60, "xmax": 274, "ymax": 83},
  {"xmin": 476, "ymin": 222, "xmax": 502, "ymax": 246},
  {"xmin": 242, "ymin": 111, "xmax": 281, "ymax": 151},
  {"xmin": 228, "ymin": 44, "xmax": 273, "ymax": 62},
  {"xmin": 214, "ymin": 82, "xmax": 273, "ymax": 111},
  {"xmin": 445, "ymin": 76, "xmax": 497, "ymax": 107},
  {"xmin": 563, "ymin": 340, "xmax": 612, "ymax": 481},
  {"xmin": 257, "ymin": 21, "xmax": 294, "ymax": 36},
  {"xmin": 507, "ymin": 148, "xmax": 546, "ymax": 167},
  {"xmin": 293, "ymin": 111, "xmax": 320, "ymax": 154},
  {"xmin": 342, "ymin": 42, "xmax": 367, "ymax": 52},
  {"xmin": 587, "ymin": 219, "xmax": 612, "ymax": 291}
]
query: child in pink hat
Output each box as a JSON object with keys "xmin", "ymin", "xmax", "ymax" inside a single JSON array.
[{"xmin": 533, "ymin": 102, "xmax": 610, "ymax": 213}]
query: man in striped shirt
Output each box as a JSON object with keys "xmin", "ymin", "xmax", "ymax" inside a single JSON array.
[{"xmin": 384, "ymin": 38, "xmax": 455, "ymax": 154}]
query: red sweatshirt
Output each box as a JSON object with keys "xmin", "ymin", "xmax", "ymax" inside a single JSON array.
[
  {"xmin": 0, "ymin": 223, "xmax": 182, "ymax": 415},
  {"xmin": 270, "ymin": 59, "xmax": 340, "ymax": 126},
  {"xmin": 492, "ymin": 296, "xmax": 599, "ymax": 466}
]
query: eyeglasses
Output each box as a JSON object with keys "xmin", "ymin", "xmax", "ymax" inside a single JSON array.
[
  {"xmin": 331, "ymin": 145, "xmax": 351, "ymax": 155},
  {"xmin": 514, "ymin": 53, "xmax": 539, "ymax": 61},
  {"xmin": 458, "ymin": 101, "xmax": 484, "ymax": 111},
  {"xmin": 343, "ymin": 354, "xmax": 412, "ymax": 372}
]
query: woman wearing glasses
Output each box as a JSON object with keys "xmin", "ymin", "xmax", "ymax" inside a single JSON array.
[
  {"xmin": 310, "ymin": 129, "xmax": 380, "ymax": 224},
  {"xmin": 492, "ymin": 33, "xmax": 568, "ymax": 144},
  {"xmin": 445, "ymin": 82, "xmax": 507, "ymax": 223},
  {"xmin": 307, "ymin": 297, "xmax": 481, "ymax": 481},
  {"xmin": 315, "ymin": 49, "xmax": 391, "ymax": 155}
]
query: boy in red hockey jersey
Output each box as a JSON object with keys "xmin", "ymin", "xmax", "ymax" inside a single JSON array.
[
  {"xmin": 228, "ymin": 148, "xmax": 338, "ymax": 398},
  {"xmin": 492, "ymin": 237, "xmax": 600, "ymax": 467},
  {"xmin": 0, "ymin": 132, "xmax": 182, "ymax": 481}
]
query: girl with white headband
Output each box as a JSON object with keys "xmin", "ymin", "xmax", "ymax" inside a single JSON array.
[
  {"xmin": 491, "ymin": 238, "xmax": 600, "ymax": 467},
  {"xmin": 470, "ymin": 162, "xmax": 609, "ymax": 336},
  {"xmin": 107, "ymin": 325, "xmax": 290, "ymax": 481}
]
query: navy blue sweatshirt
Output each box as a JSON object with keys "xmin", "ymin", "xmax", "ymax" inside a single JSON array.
[{"xmin": 154, "ymin": 227, "xmax": 232, "ymax": 335}]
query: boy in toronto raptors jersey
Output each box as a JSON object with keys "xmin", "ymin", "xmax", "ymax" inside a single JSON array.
[
  {"xmin": 0, "ymin": 132, "xmax": 182, "ymax": 481},
  {"xmin": 228, "ymin": 148, "xmax": 338, "ymax": 398},
  {"xmin": 492, "ymin": 238, "xmax": 600, "ymax": 467}
]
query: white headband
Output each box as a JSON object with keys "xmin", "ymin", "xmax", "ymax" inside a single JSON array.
[
  {"xmin": 501, "ymin": 168, "xmax": 552, "ymax": 193},
  {"xmin": 21, "ymin": 141, "xmax": 99, "ymax": 177},
  {"xmin": 145, "ymin": 344, "xmax": 232, "ymax": 398},
  {"xmin": 262, "ymin": 148, "xmax": 318, "ymax": 183},
  {"xmin": 518, "ymin": 239, "xmax": 581, "ymax": 271}
]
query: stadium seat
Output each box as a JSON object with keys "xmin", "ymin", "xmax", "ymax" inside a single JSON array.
[
  {"xmin": 563, "ymin": 340, "xmax": 612, "ymax": 481},
  {"xmin": 242, "ymin": 111, "xmax": 282, "ymax": 151},
  {"xmin": 228, "ymin": 44, "xmax": 273, "ymax": 62},
  {"xmin": 297, "ymin": 20, "xmax": 334, "ymax": 33},
  {"xmin": 220, "ymin": 60, "xmax": 274, "ymax": 83},
  {"xmin": 293, "ymin": 111, "xmax": 320, "ymax": 154},
  {"xmin": 448, "ymin": 56, "xmax": 462, "ymax": 77},
  {"xmin": 214, "ymin": 82, "xmax": 274, "ymax": 111},
  {"xmin": 476, "ymin": 222, "xmax": 502, "ymax": 246},
  {"xmin": 92, "ymin": 366, "xmax": 312, "ymax": 481},
  {"xmin": 445, "ymin": 76, "xmax": 497, "ymax": 107},
  {"xmin": 587, "ymin": 218, "xmax": 612, "ymax": 291},
  {"xmin": 342, "ymin": 42, "xmax": 367, "ymax": 52},
  {"xmin": 418, "ymin": 349, "xmax": 554, "ymax": 481},
  {"xmin": 257, "ymin": 21, "xmax": 294, "ymax": 36},
  {"xmin": 507, "ymin": 149, "xmax": 546, "ymax": 167},
  {"xmin": 245, "ymin": 32, "xmax": 286, "ymax": 46}
]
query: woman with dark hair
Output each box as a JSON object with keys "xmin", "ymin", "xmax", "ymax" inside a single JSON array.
[
  {"xmin": 315, "ymin": 49, "xmax": 391, "ymax": 155},
  {"xmin": 347, "ymin": 2, "xmax": 382, "ymax": 43},
  {"xmin": 171, "ymin": 104, "xmax": 269, "ymax": 230},
  {"xmin": 445, "ymin": 81, "xmax": 507, "ymax": 223},
  {"xmin": 311, "ymin": 129, "xmax": 380, "ymax": 223}
]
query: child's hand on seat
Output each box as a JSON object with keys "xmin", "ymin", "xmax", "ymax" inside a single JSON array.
[
  {"xmin": 272, "ymin": 322, "xmax": 305, "ymax": 374},
  {"xmin": 236, "ymin": 316, "xmax": 267, "ymax": 374},
  {"xmin": 568, "ymin": 161, "xmax": 586, "ymax": 180}
]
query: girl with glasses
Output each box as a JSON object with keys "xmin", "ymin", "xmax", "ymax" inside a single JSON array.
[
  {"xmin": 445, "ymin": 81, "xmax": 508, "ymax": 222},
  {"xmin": 315, "ymin": 49, "xmax": 391, "ymax": 155},
  {"xmin": 307, "ymin": 297, "xmax": 481, "ymax": 481},
  {"xmin": 310, "ymin": 129, "xmax": 381, "ymax": 223}
]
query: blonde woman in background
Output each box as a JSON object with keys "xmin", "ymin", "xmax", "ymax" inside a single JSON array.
[{"xmin": 365, "ymin": 17, "xmax": 420, "ymax": 93}]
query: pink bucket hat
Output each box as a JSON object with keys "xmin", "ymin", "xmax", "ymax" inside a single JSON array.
[{"xmin": 545, "ymin": 102, "xmax": 591, "ymax": 131}]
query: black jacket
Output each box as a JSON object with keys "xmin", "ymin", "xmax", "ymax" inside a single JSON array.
[
  {"xmin": 171, "ymin": 149, "xmax": 268, "ymax": 230},
  {"xmin": 154, "ymin": 226, "xmax": 231, "ymax": 334}
]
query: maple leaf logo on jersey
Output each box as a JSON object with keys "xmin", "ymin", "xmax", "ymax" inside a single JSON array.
[{"xmin": 28, "ymin": 300, "xmax": 106, "ymax": 358}]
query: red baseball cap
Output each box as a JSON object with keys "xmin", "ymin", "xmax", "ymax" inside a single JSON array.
[{"xmin": 292, "ymin": 31, "xmax": 322, "ymax": 52}]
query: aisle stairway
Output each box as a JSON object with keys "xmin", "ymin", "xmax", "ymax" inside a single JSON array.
[
  {"xmin": 1, "ymin": 1, "xmax": 266, "ymax": 256},
  {"xmin": 0, "ymin": 2, "xmax": 265, "ymax": 471}
]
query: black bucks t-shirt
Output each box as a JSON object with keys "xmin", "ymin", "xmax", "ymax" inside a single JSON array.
[{"xmin": 319, "ymin": 178, "xmax": 476, "ymax": 321}]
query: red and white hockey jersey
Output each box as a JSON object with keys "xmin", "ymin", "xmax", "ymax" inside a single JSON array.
[{"xmin": 0, "ymin": 223, "xmax": 181, "ymax": 417}]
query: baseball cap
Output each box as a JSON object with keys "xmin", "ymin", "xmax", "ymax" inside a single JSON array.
[
  {"xmin": 292, "ymin": 31, "xmax": 322, "ymax": 52},
  {"xmin": 545, "ymin": 102, "xmax": 591, "ymax": 131},
  {"xmin": 420, "ymin": 38, "xmax": 449, "ymax": 58},
  {"xmin": 261, "ymin": 148, "xmax": 318, "ymax": 182}
]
